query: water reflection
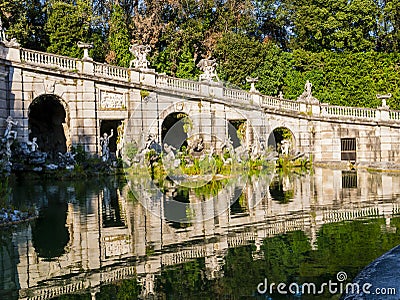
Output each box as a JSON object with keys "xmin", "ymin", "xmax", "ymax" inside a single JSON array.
[{"xmin": 1, "ymin": 168, "xmax": 400, "ymax": 299}]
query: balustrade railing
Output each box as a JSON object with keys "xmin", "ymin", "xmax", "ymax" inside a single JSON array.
[
  {"xmin": 223, "ymin": 87, "xmax": 251, "ymax": 102},
  {"xmin": 15, "ymin": 48, "xmax": 400, "ymax": 125},
  {"xmin": 322, "ymin": 105, "xmax": 376, "ymax": 120},
  {"xmin": 94, "ymin": 63, "xmax": 129, "ymax": 81},
  {"xmin": 157, "ymin": 75, "xmax": 201, "ymax": 93},
  {"xmin": 390, "ymin": 110, "xmax": 400, "ymax": 121},
  {"xmin": 262, "ymin": 96, "xmax": 300, "ymax": 112},
  {"xmin": 21, "ymin": 49, "xmax": 78, "ymax": 71}
]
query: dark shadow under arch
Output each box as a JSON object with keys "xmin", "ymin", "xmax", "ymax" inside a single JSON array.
[
  {"xmin": 28, "ymin": 95, "xmax": 68, "ymax": 157},
  {"xmin": 267, "ymin": 127, "xmax": 295, "ymax": 152},
  {"xmin": 162, "ymin": 112, "xmax": 189, "ymax": 150}
]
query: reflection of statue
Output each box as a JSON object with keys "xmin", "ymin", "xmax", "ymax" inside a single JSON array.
[
  {"xmin": 116, "ymin": 121, "xmax": 125, "ymax": 158},
  {"xmin": 129, "ymin": 44, "xmax": 151, "ymax": 69},
  {"xmin": 100, "ymin": 129, "xmax": 113, "ymax": 162},
  {"xmin": 4, "ymin": 116, "xmax": 18, "ymax": 140},
  {"xmin": 197, "ymin": 58, "xmax": 219, "ymax": 82}
]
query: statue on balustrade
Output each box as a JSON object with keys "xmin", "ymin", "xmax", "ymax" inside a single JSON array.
[
  {"xmin": 197, "ymin": 58, "xmax": 220, "ymax": 82},
  {"xmin": 129, "ymin": 44, "xmax": 151, "ymax": 69},
  {"xmin": 297, "ymin": 80, "xmax": 319, "ymax": 104}
]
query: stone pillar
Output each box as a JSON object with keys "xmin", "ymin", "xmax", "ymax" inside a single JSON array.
[
  {"xmin": 311, "ymin": 103, "xmax": 321, "ymax": 115},
  {"xmin": 200, "ymin": 82, "xmax": 209, "ymax": 97},
  {"xmin": 377, "ymin": 106, "xmax": 389, "ymax": 122},
  {"xmin": 251, "ymin": 93, "xmax": 262, "ymax": 106},
  {"xmin": 5, "ymin": 45, "xmax": 20, "ymax": 63},
  {"xmin": 140, "ymin": 69, "xmax": 156, "ymax": 86},
  {"xmin": 210, "ymin": 82, "xmax": 223, "ymax": 98},
  {"xmin": 82, "ymin": 60, "xmax": 94, "ymax": 76},
  {"xmin": 299, "ymin": 101, "xmax": 307, "ymax": 114}
]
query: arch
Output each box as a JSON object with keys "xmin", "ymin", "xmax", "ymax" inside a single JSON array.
[
  {"xmin": 267, "ymin": 126, "xmax": 296, "ymax": 153},
  {"xmin": 28, "ymin": 94, "xmax": 70, "ymax": 157},
  {"xmin": 161, "ymin": 112, "xmax": 190, "ymax": 150}
]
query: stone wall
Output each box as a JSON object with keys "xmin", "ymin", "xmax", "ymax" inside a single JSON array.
[{"xmin": 1, "ymin": 44, "xmax": 400, "ymax": 164}]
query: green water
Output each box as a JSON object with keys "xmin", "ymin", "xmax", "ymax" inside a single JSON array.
[{"xmin": 1, "ymin": 168, "xmax": 399, "ymax": 299}]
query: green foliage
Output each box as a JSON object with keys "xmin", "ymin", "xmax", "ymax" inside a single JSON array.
[
  {"xmin": 45, "ymin": 0, "xmax": 91, "ymax": 57},
  {"xmin": 213, "ymin": 32, "xmax": 266, "ymax": 87},
  {"xmin": 97, "ymin": 279, "xmax": 139, "ymax": 300},
  {"xmin": 106, "ymin": 4, "xmax": 131, "ymax": 67},
  {"xmin": 71, "ymin": 144, "xmax": 86, "ymax": 164},
  {"xmin": 289, "ymin": 0, "xmax": 379, "ymax": 52},
  {"xmin": 285, "ymin": 50, "xmax": 400, "ymax": 108},
  {"xmin": 124, "ymin": 142, "xmax": 138, "ymax": 162},
  {"xmin": 2, "ymin": 0, "xmax": 48, "ymax": 50}
]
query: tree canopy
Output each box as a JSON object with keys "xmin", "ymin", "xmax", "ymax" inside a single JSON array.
[{"xmin": 1, "ymin": 0, "xmax": 400, "ymax": 108}]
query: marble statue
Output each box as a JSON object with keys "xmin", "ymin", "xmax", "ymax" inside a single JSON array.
[
  {"xmin": 100, "ymin": 129, "xmax": 113, "ymax": 162},
  {"xmin": 116, "ymin": 121, "xmax": 125, "ymax": 158},
  {"xmin": 192, "ymin": 137, "xmax": 204, "ymax": 153},
  {"xmin": 163, "ymin": 143, "xmax": 177, "ymax": 168},
  {"xmin": 280, "ymin": 139, "xmax": 290, "ymax": 156},
  {"xmin": 27, "ymin": 137, "xmax": 39, "ymax": 152},
  {"xmin": 129, "ymin": 44, "xmax": 151, "ymax": 69},
  {"xmin": 197, "ymin": 58, "xmax": 219, "ymax": 82},
  {"xmin": 297, "ymin": 80, "xmax": 319, "ymax": 104},
  {"xmin": 4, "ymin": 116, "xmax": 18, "ymax": 140},
  {"xmin": 305, "ymin": 80, "xmax": 312, "ymax": 98}
]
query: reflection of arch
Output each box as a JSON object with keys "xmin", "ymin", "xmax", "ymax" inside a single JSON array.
[
  {"xmin": 267, "ymin": 126, "xmax": 296, "ymax": 152},
  {"xmin": 162, "ymin": 112, "xmax": 189, "ymax": 150},
  {"xmin": 28, "ymin": 94, "xmax": 70, "ymax": 156},
  {"xmin": 32, "ymin": 196, "xmax": 69, "ymax": 258}
]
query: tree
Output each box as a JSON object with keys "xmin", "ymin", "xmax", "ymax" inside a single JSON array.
[
  {"xmin": 45, "ymin": 0, "xmax": 92, "ymax": 58},
  {"xmin": 253, "ymin": 0, "xmax": 293, "ymax": 50},
  {"xmin": 289, "ymin": 0, "xmax": 379, "ymax": 52},
  {"xmin": 1, "ymin": 0, "xmax": 48, "ymax": 50},
  {"xmin": 379, "ymin": 0, "xmax": 400, "ymax": 51},
  {"xmin": 105, "ymin": 3, "xmax": 131, "ymax": 67}
]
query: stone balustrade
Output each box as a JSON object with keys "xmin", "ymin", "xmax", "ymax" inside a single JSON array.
[
  {"xmin": 262, "ymin": 95, "xmax": 301, "ymax": 112},
  {"xmin": 390, "ymin": 110, "xmax": 400, "ymax": 121},
  {"xmin": 21, "ymin": 48, "xmax": 78, "ymax": 71},
  {"xmin": 321, "ymin": 104, "xmax": 377, "ymax": 120},
  {"xmin": 320, "ymin": 207, "xmax": 380, "ymax": 224},
  {"xmin": 6, "ymin": 46, "xmax": 399, "ymax": 124},
  {"xmin": 223, "ymin": 87, "xmax": 252, "ymax": 102},
  {"xmin": 157, "ymin": 74, "xmax": 201, "ymax": 93},
  {"xmin": 93, "ymin": 62, "xmax": 129, "ymax": 82}
]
